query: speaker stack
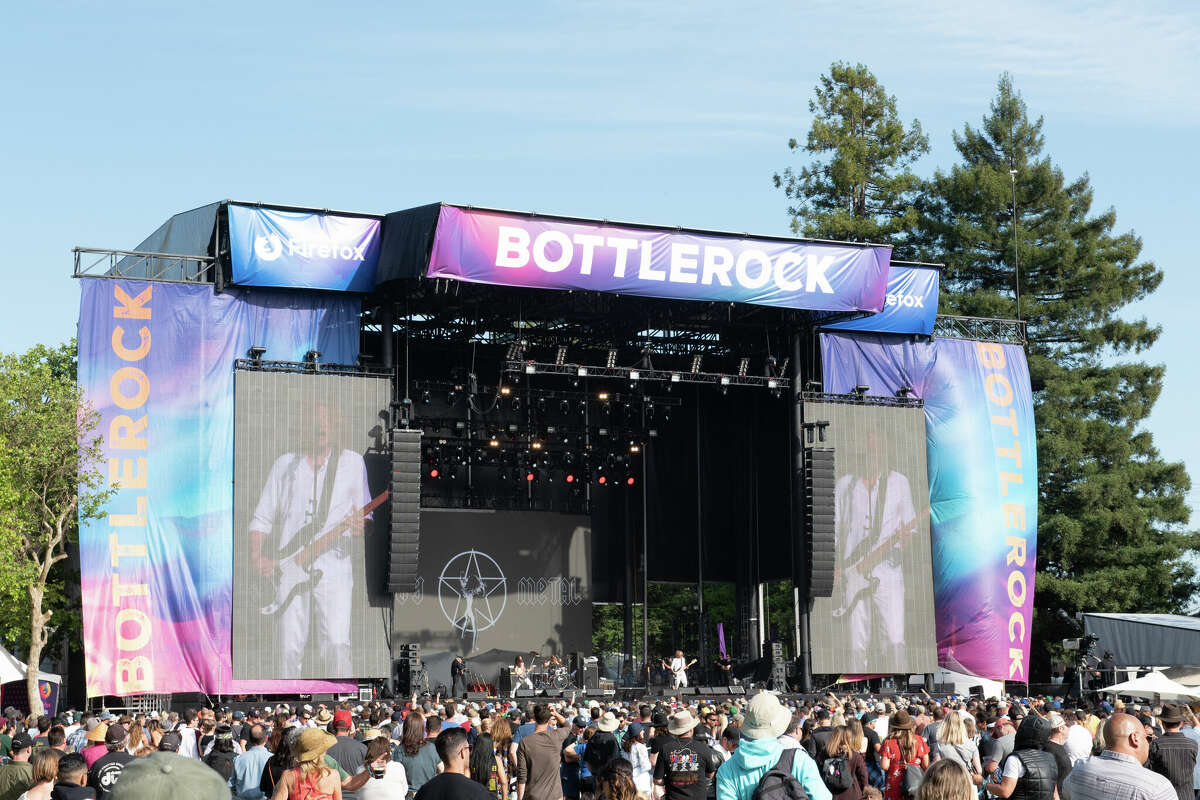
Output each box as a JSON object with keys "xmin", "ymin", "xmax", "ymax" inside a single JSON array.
[
  {"xmin": 388, "ymin": 429, "xmax": 422, "ymax": 593},
  {"xmin": 394, "ymin": 643, "xmax": 426, "ymax": 695},
  {"xmin": 805, "ymin": 447, "xmax": 836, "ymax": 599},
  {"xmin": 768, "ymin": 642, "xmax": 787, "ymax": 691}
]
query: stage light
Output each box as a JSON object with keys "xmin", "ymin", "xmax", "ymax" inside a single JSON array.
[
  {"xmin": 531, "ymin": 441, "xmax": 544, "ymax": 450},
  {"xmin": 500, "ymin": 386, "xmax": 512, "ymax": 396},
  {"xmin": 597, "ymin": 474, "xmax": 608, "ymax": 486},
  {"xmin": 447, "ymin": 390, "xmax": 458, "ymax": 405},
  {"xmin": 629, "ymin": 370, "xmax": 640, "ymax": 382},
  {"xmin": 537, "ymin": 397, "xmax": 546, "ymax": 413},
  {"xmin": 598, "ymin": 392, "xmax": 610, "ymax": 402},
  {"xmin": 648, "ymin": 428, "xmax": 658, "ymax": 438},
  {"xmin": 247, "ymin": 346, "xmax": 267, "ymax": 365},
  {"xmin": 421, "ymin": 390, "xmax": 431, "ymax": 404},
  {"xmin": 853, "ymin": 384, "xmax": 869, "ymax": 397},
  {"xmin": 428, "ymin": 467, "xmax": 440, "ymax": 479},
  {"xmin": 565, "ymin": 473, "xmax": 576, "ymax": 484},
  {"xmin": 598, "ymin": 427, "xmax": 609, "ymax": 437},
  {"xmin": 498, "ymin": 467, "xmax": 508, "ymax": 480},
  {"xmin": 720, "ymin": 376, "xmax": 731, "ymax": 386},
  {"xmin": 577, "ymin": 366, "xmax": 588, "ymax": 377},
  {"xmin": 606, "ymin": 349, "xmax": 618, "ymax": 369},
  {"xmin": 525, "ymin": 471, "xmax": 536, "ymax": 483},
  {"xmin": 511, "ymin": 397, "xmax": 521, "ymax": 411},
  {"xmin": 304, "ymin": 349, "xmax": 321, "ymax": 364},
  {"xmin": 625, "ymin": 476, "xmax": 636, "ymax": 486},
  {"xmin": 690, "ymin": 355, "xmax": 703, "ymax": 374},
  {"xmin": 556, "ymin": 346, "xmax": 568, "ymax": 366},
  {"xmin": 507, "ymin": 424, "xmax": 519, "ymax": 433},
  {"xmin": 489, "ymin": 437, "xmax": 500, "ymax": 448},
  {"xmin": 629, "ymin": 444, "xmax": 641, "ymax": 454},
  {"xmin": 671, "ymin": 373, "xmax": 681, "ymax": 383},
  {"xmin": 897, "ymin": 385, "xmax": 913, "ymax": 398},
  {"xmin": 560, "ymin": 400, "xmax": 571, "ymax": 414},
  {"xmin": 546, "ymin": 425, "xmax": 557, "ymax": 434},
  {"xmin": 448, "ymin": 465, "xmax": 458, "ymax": 479},
  {"xmin": 525, "ymin": 363, "xmax": 536, "ymax": 375},
  {"xmin": 767, "ymin": 379, "xmax": 779, "ymax": 390},
  {"xmin": 738, "ymin": 358, "xmax": 750, "ymax": 377},
  {"xmin": 578, "ymin": 400, "xmax": 587, "ymax": 415},
  {"xmin": 455, "ymin": 420, "xmax": 466, "ymax": 430}
]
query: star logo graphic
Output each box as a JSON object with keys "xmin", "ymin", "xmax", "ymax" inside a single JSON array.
[{"xmin": 439, "ymin": 550, "xmax": 507, "ymax": 650}]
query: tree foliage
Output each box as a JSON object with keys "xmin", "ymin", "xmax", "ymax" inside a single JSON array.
[
  {"xmin": 918, "ymin": 74, "xmax": 1197, "ymax": 674},
  {"xmin": 0, "ymin": 341, "xmax": 111, "ymax": 710},
  {"xmin": 774, "ymin": 61, "xmax": 929, "ymax": 244}
]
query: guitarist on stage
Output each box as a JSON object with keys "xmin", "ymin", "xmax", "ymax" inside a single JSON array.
[
  {"xmin": 833, "ymin": 428, "xmax": 918, "ymax": 672},
  {"xmin": 249, "ymin": 403, "xmax": 372, "ymax": 678},
  {"xmin": 662, "ymin": 650, "xmax": 697, "ymax": 690}
]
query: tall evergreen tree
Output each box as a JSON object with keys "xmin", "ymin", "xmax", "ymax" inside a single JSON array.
[
  {"xmin": 774, "ymin": 61, "xmax": 928, "ymax": 244},
  {"xmin": 920, "ymin": 74, "xmax": 1196, "ymax": 675}
]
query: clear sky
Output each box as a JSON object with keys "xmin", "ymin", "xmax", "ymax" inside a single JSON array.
[{"xmin": 3, "ymin": 1, "xmax": 1198, "ymax": 510}]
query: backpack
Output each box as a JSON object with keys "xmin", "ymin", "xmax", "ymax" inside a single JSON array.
[
  {"xmin": 752, "ymin": 748, "xmax": 810, "ymax": 800},
  {"xmin": 901, "ymin": 762, "xmax": 925, "ymax": 798},
  {"xmin": 821, "ymin": 754, "xmax": 854, "ymax": 793}
]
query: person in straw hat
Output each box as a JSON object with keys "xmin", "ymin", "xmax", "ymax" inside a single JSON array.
[
  {"xmin": 272, "ymin": 726, "xmax": 343, "ymax": 799},
  {"xmin": 716, "ymin": 692, "xmax": 830, "ymax": 800},
  {"xmin": 652, "ymin": 709, "xmax": 719, "ymax": 799}
]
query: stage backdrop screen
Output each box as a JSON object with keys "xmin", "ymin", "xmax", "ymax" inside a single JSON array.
[
  {"xmin": 392, "ymin": 509, "xmax": 591, "ymax": 693},
  {"xmin": 805, "ymin": 401, "xmax": 938, "ymax": 675},
  {"xmin": 232, "ymin": 369, "xmax": 392, "ymax": 680}
]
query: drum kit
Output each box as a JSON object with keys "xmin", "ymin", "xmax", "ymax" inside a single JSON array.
[{"xmin": 527, "ymin": 649, "xmax": 573, "ymax": 690}]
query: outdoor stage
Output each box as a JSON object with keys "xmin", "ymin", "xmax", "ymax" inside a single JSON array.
[{"xmin": 71, "ymin": 199, "xmax": 1035, "ymax": 706}]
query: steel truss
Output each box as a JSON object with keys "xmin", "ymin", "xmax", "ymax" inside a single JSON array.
[
  {"xmin": 73, "ymin": 247, "xmax": 216, "ymax": 283},
  {"xmin": 933, "ymin": 314, "xmax": 1026, "ymax": 344}
]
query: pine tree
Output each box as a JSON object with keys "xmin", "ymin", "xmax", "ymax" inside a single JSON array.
[
  {"xmin": 773, "ymin": 61, "xmax": 929, "ymax": 244},
  {"xmin": 920, "ymin": 74, "xmax": 1196, "ymax": 675}
]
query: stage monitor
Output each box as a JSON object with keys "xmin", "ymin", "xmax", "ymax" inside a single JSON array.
[
  {"xmin": 392, "ymin": 509, "xmax": 591, "ymax": 694},
  {"xmin": 804, "ymin": 400, "xmax": 937, "ymax": 675},
  {"xmin": 232, "ymin": 368, "xmax": 392, "ymax": 680}
]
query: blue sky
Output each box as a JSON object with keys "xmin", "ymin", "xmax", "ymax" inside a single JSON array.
[{"xmin": 3, "ymin": 0, "xmax": 1198, "ymax": 511}]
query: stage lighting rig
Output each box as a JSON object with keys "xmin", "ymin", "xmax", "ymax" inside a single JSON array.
[
  {"xmin": 606, "ymin": 349, "xmax": 618, "ymax": 369},
  {"xmin": 853, "ymin": 384, "xmax": 869, "ymax": 398},
  {"xmin": 738, "ymin": 358, "xmax": 750, "ymax": 377},
  {"xmin": 246, "ymin": 346, "xmax": 267, "ymax": 366},
  {"xmin": 555, "ymin": 346, "xmax": 568, "ymax": 366},
  {"xmin": 690, "ymin": 355, "xmax": 703, "ymax": 374},
  {"xmin": 304, "ymin": 350, "xmax": 321, "ymax": 370}
]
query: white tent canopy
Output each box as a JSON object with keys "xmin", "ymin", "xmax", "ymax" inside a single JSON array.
[
  {"xmin": 0, "ymin": 649, "xmax": 60, "ymax": 686},
  {"xmin": 1100, "ymin": 670, "xmax": 1200, "ymax": 700}
]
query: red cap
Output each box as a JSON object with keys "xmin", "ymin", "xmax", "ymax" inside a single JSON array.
[{"xmin": 333, "ymin": 710, "xmax": 353, "ymax": 729}]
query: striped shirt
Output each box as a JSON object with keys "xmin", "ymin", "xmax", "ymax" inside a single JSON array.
[
  {"xmin": 1147, "ymin": 732, "xmax": 1197, "ymax": 800},
  {"xmin": 1062, "ymin": 750, "xmax": 1176, "ymax": 800}
]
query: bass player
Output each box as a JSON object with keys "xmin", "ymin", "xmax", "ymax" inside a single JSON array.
[{"xmin": 662, "ymin": 650, "xmax": 697, "ymax": 690}]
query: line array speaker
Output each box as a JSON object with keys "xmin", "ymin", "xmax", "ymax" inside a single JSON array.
[
  {"xmin": 805, "ymin": 447, "xmax": 836, "ymax": 598},
  {"xmin": 388, "ymin": 428, "xmax": 422, "ymax": 592}
]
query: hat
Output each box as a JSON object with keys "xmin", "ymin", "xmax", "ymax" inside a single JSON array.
[
  {"xmin": 361, "ymin": 728, "xmax": 383, "ymax": 742},
  {"xmin": 109, "ymin": 752, "xmax": 227, "ymax": 800},
  {"xmin": 741, "ymin": 693, "xmax": 792, "ymax": 740},
  {"xmin": 232, "ymin": 711, "xmax": 245, "ymax": 720},
  {"xmin": 1046, "ymin": 712, "xmax": 1066, "ymax": 728},
  {"xmin": 572, "ymin": 715, "xmax": 588, "ymax": 728},
  {"xmin": 303, "ymin": 704, "xmax": 313, "ymax": 713},
  {"xmin": 106, "ymin": 724, "xmax": 128, "ymax": 746},
  {"xmin": 10, "ymin": 732, "xmax": 33, "ymax": 751},
  {"xmin": 627, "ymin": 721, "xmax": 645, "ymax": 739},
  {"xmin": 669, "ymin": 710, "xmax": 698, "ymax": 736},
  {"xmin": 294, "ymin": 727, "xmax": 336, "ymax": 762},
  {"xmin": 85, "ymin": 718, "xmax": 102, "ymax": 732},
  {"xmin": 597, "ymin": 712, "xmax": 619, "ymax": 732},
  {"xmin": 158, "ymin": 731, "xmax": 182, "ymax": 752},
  {"xmin": 1161, "ymin": 704, "xmax": 1186, "ymax": 725},
  {"xmin": 86, "ymin": 722, "xmax": 109, "ymax": 743},
  {"xmin": 314, "ymin": 709, "xmax": 333, "ymax": 726},
  {"xmin": 333, "ymin": 710, "xmax": 353, "ymax": 729},
  {"xmin": 890, "ymin": 711, "xmax": 915, "ymax": 731},
  {"xmin": 650, "ymin": 712, "xmax": 669, "ymax": 728}
]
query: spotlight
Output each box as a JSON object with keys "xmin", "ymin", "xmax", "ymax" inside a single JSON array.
[
  {"xmin": 606, "ymin": 349, "xmax": 618, "ymax": 368},
  {"xmin": 525, "ymin": 363, "xmax": 536, "ymax": 375},
  {"xmin": 648, "ymin": 428, "xmax": 658, "ymax": 438},
  {"xmin": 577, "ymin": 366, "xmax": 588, "ymax": 377},
  {"xmin": 598, "ymin": 392, "xmax": 610, "ymax": 402},
  {"xmin": 498, "ymin": 467, "xmax": 509, "ymax": 481},
  {"xmin": 629, "ymin": 370, "xmax": 640, "ymax": 382},
  {"xmin": 531, "ymin": 441, "xmax": 544, "ymax": 450},
  {"xmin": 560, "ymin": 400, "xmax": 571, "ymax": 414},
  {"xmin": 489, "ymin": 437, "xmax": 500, "ymax": 448},
  {"xmin": 511, "ymin": 397, "xmax": 521, "ymax": 411},
  {"xmin": 500, "ymin": 386, "xmax": 512, "ymax": 396},
  {"xmin": 448, "ymin": 465, "xmax": 458, "ymax": 480},
  {"xmin": 537, "ymin": 397, "xmax": 546, "ymax": 413},
  {"xmin": 690, "ymin": 355, "xmax": 702, "ymax": 374},
  {"xmin": 671, "ymin": 373, "xmax": 681, "ymax": 383},
  {"xmin": 720, "ymin": 376, "xmax": 731, "ymax": 386},
  {"xmin": 897, "ymin": 385, "xmax": 913, "ymax": 398},
  {"xmin": 247, "ymin": 345, "xmax": 266, "ymax": 364},
  {"xmin": 853, "ymin": 384, "xmax": 869, "ymax": 397},
  {"xmin": 525, "ymin": 470, "xmax": 537, "ymax": 483},
  {"xmin": 596, "ymin": 472, "xmax": 608, "ymax": 486},
  {"xmin": 447, "ymin": 390, "xmax": 458, "ymax": 405},
  {"xmin": 556, "ymin": 346, "xmax": 568, "ymax": 366},
  {"xmin": 565, "ymin": 472, "xmax": 576, "ymax": 484},
  {"xmin": 421, "ymin": 390, "xmax": 431, "ymax": 404},
  {"xmin": 767, "ymin": 379, "xmax": 779, "ymax": 390},
  {"xmin": 738, "ymin": 358, "xmax": 750, "ymax": 377},
  {"xmin": 629, "ymin": 444, "xmax": 641, "ymax": 454},
  {"xmin": 507, "ymin": 424, "xmax": 519, "ymax": 434},
  {"xmin": 304, "ymin": 349, "xmax": 321, "ymax": 364},
  {"xmin": 625, "ymin": 475, "xmax": 636, "ymax": 486},
  {"xmin": 428, "ymin": 467, "xmax": 440, "ymax": 479},
  {"xmin": 578, "ymin": 400, "xmax": 587, "ymax": 415}
]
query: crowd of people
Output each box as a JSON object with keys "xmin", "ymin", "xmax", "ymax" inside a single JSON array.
[{"xmin": 0, "ymin": 689, "xmax": 1196, "ymax": 800}]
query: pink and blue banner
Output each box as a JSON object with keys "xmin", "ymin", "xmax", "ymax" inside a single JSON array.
[
  {"xmin": 821, "ymin": 332, "xmax": 1037, "ymax": 682},
  {"xmin": 77, "ymin": 279, "xmax": 361, "ymax": 696},
  {"xmin": 227, "ymin": 204, "xmax": 381, "ymax": 293},
  {"xmin": 823, "ymin": 264, "xmax": 939, "ymax": 336},
  {"xmin": 426, "ymin": 206, "xmax": 892, "ymax": 312}
]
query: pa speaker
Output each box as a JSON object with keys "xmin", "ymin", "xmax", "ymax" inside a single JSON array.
[
  {"xmin": 805, "ymin": 447, "xmax": 836, "ymax": 598},
  {"xmin": 728, "ymin": 685, "xmax": 746, "ymax": 695},
  {"xmin": 466, "ymin": 692, "xmax": 488, "ymax": 701},
  {"xmin": 515, "ymin": 689, "xmax": 537, "ymax": 698},
  {"xmin": 388, "ymin": 429, "xmax": 422, "ymax": 592}
]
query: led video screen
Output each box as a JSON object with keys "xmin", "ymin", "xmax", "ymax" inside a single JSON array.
[
  {"xmin": 232, "ymin": 369, "xmax": 392, "ymax": 680},
  {"xmin": 805, "ymin": 401, "xmax": 937, "ymax": 675}
]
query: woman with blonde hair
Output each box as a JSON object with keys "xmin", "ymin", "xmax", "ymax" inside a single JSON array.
[
  {"xmin": 825, "ymin": 725, "xmax": 869, "ymax": 800},
  {"xmin": 915, "ymin": 759, "xmax": 974, "ymax": 800},
  {"xmin": 272, "ymin": 727, "xmax": 341, "ymax": 799},
  {"xmin": 126, "ymin": 721, "xmax": 155, "ymax": 757},
  {"xmin": 931, "ymin": 712, "xmax": 982, "ymax": 787},
  {"xmin": 15, "ymin": 748, "xmax": 58, "ymax": 800}
]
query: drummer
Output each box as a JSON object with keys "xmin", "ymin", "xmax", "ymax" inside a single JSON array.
[{"xmin": 544, "ymin": 653, "xmax": 563, "ymax": 669}]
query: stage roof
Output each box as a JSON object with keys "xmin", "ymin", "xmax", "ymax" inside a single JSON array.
[{"xmin": 1083, "ymin": 613, "xmax": 1200, "ymax": 667}]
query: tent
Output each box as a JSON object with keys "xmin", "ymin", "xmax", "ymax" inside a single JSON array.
[
  {"xmin": 1099, "ymin": 670, "xmax": 1200, "ymax": 700},
  {"xmin": 0, "ymin": 649, "xmax": 61, "ymax": 717}
]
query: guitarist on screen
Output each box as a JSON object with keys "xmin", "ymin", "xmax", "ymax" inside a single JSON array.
[
  {"xmin": 249, "ymin": 403, "xmax": 373, "ymax": 679},
  {"xmin": 831, "ymin": 428, "xmax": 918, "ymax": 672}
]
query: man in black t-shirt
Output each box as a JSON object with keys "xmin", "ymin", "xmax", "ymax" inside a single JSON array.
[
  {"xmin": 88, "ymin": 724, "xmax": 133, "ymax": 800},
  {"xmin": 415, "ymin": 727, "xmax": 493, "ymax": 800},
  {"xmin": 653, "ymin": 711, "xmax": 719, "ymax": 800},
  {"xmin": 648, "ymin": 711, "xmax": 672, "ymax": 769}
]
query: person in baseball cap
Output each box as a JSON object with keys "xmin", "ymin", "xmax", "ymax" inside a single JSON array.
[
  {"xmin": 157, "ymin": 731, "xmax": 182, "ymax": 752},
  {"xmin": 715, "ymin": 692, "xmax": 829, "ymax": 800},
  {"xmin": 111, "ymin": 751, "xmax": 228, "ymax": 800}
]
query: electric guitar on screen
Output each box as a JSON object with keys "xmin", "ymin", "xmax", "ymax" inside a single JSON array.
[
  {"xmin": 830, "ymin": 516, "xmax": 920, "ymax": 619},
  {"xmin": 261, "ymin": 490, "xmax": 390, "ymax": 615}
]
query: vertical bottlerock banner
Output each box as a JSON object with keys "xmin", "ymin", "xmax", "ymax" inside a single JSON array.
[
  {"xmin": 821, "ymin": 332, "xmax": 1038, "ymax": 682},
  {"xmin": 77, "ymin": 279, "xmax": 361, "ymax": 696}
]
